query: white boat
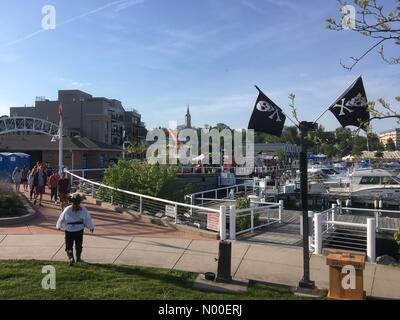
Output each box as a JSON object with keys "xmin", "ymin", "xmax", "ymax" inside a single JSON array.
[{"xmin": 329, "ymin": 168, "xmax": 400, "ymax": 200}]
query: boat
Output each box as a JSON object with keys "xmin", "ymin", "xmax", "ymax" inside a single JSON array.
[{"xmin": 328, "ymin": 168, "xmax": 400, "ymax": 200}]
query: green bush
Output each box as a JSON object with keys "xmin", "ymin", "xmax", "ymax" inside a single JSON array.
[
  {"xmin": 235, "ymin": 197, "xmax": 260, "ymax": 232},
  {"xmin": 395, "ymin": 228, "xmax": 400, "ymax": 247},
  {"xmin": 97, "ymin": 161, "xmax": 191, "ymax": 204}
]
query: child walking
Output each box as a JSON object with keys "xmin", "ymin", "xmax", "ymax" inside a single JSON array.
[{"xmin": 56, "ymin": 193, "xmax": 94, "ymax": 266}]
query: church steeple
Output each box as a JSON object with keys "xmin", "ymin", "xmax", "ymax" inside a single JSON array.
[{"xmin": 185, "ymin": 105, "xmax": 192, "ymax": 128}]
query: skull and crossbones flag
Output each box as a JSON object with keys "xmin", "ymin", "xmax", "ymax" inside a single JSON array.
[
  {"xmin": 329, "ymin": 76, "xmax": 370, "ymax": 130},
  {"xmin": 248, "ymin": 86, "xmax": 286, "ymax": 137}
]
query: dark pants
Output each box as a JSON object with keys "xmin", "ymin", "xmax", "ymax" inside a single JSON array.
[
  {"xmin": 65, "ymin": 230, "xmax": 84, "ymax": 259},
  {"xmin": 50, "ymin": 187, "xmax": 58, "ymax": 201},
  {"xmin": 30, "ymin": 187, "xmax": 35, "ymax": 199}
]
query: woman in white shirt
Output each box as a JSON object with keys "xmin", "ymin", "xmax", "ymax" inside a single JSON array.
[{"xmin": 56, "ymin": 193, "xmax": 94, "ymax": 266}]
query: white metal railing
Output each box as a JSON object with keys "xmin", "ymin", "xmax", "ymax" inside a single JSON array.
[
  {"xmin": 68, "ymin": 165, "xmax": 295, "ymax": 177},
  {"xmin": 186, "ymin": 183, "xmax": 259, "ymax": 207},
  {"xmin": 310, "ymin": 205, "xmax": 376, "ymax": 262},
  {"xmin": 65, "ymin": 169, "xmax": 232, "ymax": 239},
  {"xmin": 228, "ymin": 200, "xmax": 284, "ymax": 239},
  {"xmin": 339, "ymin": 206, "xmax": 400, "ymax": 232}
]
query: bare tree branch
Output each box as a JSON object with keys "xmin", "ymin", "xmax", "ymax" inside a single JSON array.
[{"xmin": 327, "ymin": 0, "xmax": 400, "ymax": 70}]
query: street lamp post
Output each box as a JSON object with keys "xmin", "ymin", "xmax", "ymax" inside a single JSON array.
[{"xmin": 297, "ymin": 121, "xmax": 318, "ymax": 291}]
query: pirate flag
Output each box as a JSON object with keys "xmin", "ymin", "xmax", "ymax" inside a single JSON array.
[
  {"xmin": 329, "ymin": 76, "xmax": 370, "ymax": 130},
  {"xmin": 248, "ymin": 86, "xmax": 286, "ymax": 137}
]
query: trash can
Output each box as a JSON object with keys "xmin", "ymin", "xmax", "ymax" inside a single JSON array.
[{"xmin": 326, "ymin": 252, "xmax": 366, "ymax": 300}]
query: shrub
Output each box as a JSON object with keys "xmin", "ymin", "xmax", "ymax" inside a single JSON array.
[
  {"xmin": 395, "ymin": 228, "xmax": 400, "ymax": 247},
  {"xmin": 235, "ymin": 197, "xmax": 260, "ymax": 232},
  {"xmin": 97, "ymin": 161, "xmax": 191, "ymax": 204},
  {"xmin": 0, "ymin": 180, "xmax": 27, "ymax": 217}
]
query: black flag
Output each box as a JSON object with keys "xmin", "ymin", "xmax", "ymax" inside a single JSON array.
[
  {"xmin": 248, "ymin": 86, "xmax": 286, "ymax": 137},
  {"xmin": 329, "ymin": 76, "xmax": 370, "ymax": 129}
]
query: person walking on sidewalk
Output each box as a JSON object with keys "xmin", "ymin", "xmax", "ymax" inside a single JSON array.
[
  {"xmin": 48, "ymin": 171, "xmax": 60, "ymax": 203},
  {"xmin": 28, "ymin": 168, "xmax": 36, "ymax": 200},
  {"xmin": 56, "ymin": 193, "xmax": 94, "ymax": 266},
  {"xmin": 33, "ymin": 164, "xmax": 47, "ymax": 206},
  {"xmin": 21, "ymin": 167, "xmax": 29, "ymax": 191},
  {"xmin": 12, "ymin": 167, "xmax": 22, "ymax": 193},
  {"xmin": 58, "ymin": 172, "xmax": 71, "ymax": 210}
]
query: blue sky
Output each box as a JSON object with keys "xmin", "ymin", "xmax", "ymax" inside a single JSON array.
[{"xmin": 0, "ymin": 0, "xmax": 398, "ymax": 133}]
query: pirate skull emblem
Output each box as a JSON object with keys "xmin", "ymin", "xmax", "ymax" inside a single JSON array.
[
  {"xmin": 256, "ymin": 101, "xmax": 275, "ymax": 113},
  {"xmin": 346, "ymin": 96, "xmax": 367, "ymax": 108}
]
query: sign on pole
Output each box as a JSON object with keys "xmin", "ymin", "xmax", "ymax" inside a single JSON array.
[
  {"xmin": 165, "ymin": 205, "xmax": 177, "ymax": 223},
  {"xmin": 207, "ymin": 214, "xmax": 220, "ymax": 232}
]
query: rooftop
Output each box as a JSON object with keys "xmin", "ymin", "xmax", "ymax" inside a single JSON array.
[{"xmin": 0, "ymin": 134, "xmax": 122, "ymax": 152}]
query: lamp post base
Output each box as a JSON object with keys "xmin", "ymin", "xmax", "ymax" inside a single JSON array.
[
  {"xmin": 294, "ymin": 279, "xmax": 326, "ymax": 298},
  {"xmin": 298, "ymin": 279, "xmax": 316, "ymax": 290}
]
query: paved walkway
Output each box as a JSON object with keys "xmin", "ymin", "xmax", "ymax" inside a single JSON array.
[
  {"xmin": 1, "ymin": 190, "xmax": 400, "ymax": 299},
  {"xmin": 0, "ymin": 234, "xmax": 399, "ymax": 299},
  {"xmin": 0, "ymin": 190, "xmax": 209, "ymax": 239}
]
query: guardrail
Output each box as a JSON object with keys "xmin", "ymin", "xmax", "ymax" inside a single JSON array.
[
  {"xmin": 229, "ymin": 201, "xmax": 283, "ymax": 239},
  {"xmin": 68, "ymin": 164, "xmax": 296, "ymax": 178},
  {"xmin": 186, "ymin": 183, "xmax": 261, "ymax": 207},
  {"xmin": 66, "ymin": 169, "xmax": 284, "ymax": 240},
  {"xmin": 310, "ymin": 204, "xmax": 376, "ymax": 262},
  {"xmin": 65, "ymin": 169, "xmax": 231, "ymax": 238}
]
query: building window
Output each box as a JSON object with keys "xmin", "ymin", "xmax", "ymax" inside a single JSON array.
[
  {"xmin": 100, "ymin": 154, "xmax": 106, "ymax": 168},
  {"xmin": 82, "ymin": 154, "xmax": 88, "ymax": 170}
]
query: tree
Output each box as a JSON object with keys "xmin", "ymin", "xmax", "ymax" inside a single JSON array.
[
  {"xmin": 351, "ymin": 135, "xmax": 367, "ymax": 156},
  {"xmin": 327, "ymin": 0, "xmax": 400, "ymax": 127},
  {"xmin": 335, "ymin": 127, "xmax": 353, "ymax": 156},
  {"xmin": 375, "ymin": 150, "xmax": 384, "ymax": 158},
  {"xmin": 321, "ymin": 143, "xmax": 338, "ymax": 158},
  {"xmin": 368, "ymin": 132, "xmax": 385, "ymax": 150},
  {"xmin": 327, "ymin": 0, "xmax": 400, "ymax": 70},
  {"xmin": 125, "ymin": 142, "xmax": 147, "ymax": 159},
  {"xmin": 276, "ymin": 149, "xmax": 285, "ymax": 162},
  {"xmin": 386, "ymin": 137, "xmax": 397, "ymax": 150}
]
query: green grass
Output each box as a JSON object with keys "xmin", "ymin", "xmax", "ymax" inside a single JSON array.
[{"xmin": 0, "ymin": 260, "xmax": 317, "ymax": 300}]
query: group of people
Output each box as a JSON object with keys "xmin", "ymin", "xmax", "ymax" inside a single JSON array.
[
  {"xmin": 12, "ymin": 162, "xmax": 71, "ymax": 209},
  {"xmin": 12, "ymin": 162, "xmax": 94, "ymax": 265}
]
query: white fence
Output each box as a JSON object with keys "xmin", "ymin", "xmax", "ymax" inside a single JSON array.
[
  {"xmin": 228, "ymin": 201, "xmax": 284, "ymax": 239},
  {"xmin": 67, "ymin": 169, "xmax": 284, "ymax": 241},
  {"xmin": 65, "ymin": 169, "xmax": 226, "ymax": 234},
  {"xmin": 310, "ymin": 204, "xmax": 378, "ymax": 262},
  {"xmin": 186, "ymin": 183, "xmax": 258, "ymax": 207}
]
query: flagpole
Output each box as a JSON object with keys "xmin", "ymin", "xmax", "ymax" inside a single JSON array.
[{"xmin": 58, "ymin": 104, "xmax": 63, "ymax": 173}]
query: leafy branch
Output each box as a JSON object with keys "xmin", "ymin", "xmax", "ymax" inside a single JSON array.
[{"xmin": 326, "ymin": 0, "xmax": 400, "ymax": 70}]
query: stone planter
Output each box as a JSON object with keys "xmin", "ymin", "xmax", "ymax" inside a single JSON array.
[{"xmin": 0, "ymin": 193, "xmax": 37, "ymax": 226}]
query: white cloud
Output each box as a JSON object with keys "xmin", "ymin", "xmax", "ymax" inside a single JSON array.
[{"xmin": 115, "ymin": 0, "xmax": 146, "ymax": 12}]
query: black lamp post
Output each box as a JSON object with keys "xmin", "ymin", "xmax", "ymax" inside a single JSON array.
[{"xmin": 297, "ymin": 121, "xmax": 318, "ymax": 291}]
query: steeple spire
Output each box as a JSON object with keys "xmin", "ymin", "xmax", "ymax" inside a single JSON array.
[{"xmin": 185, "ymin": 104, "xmax": 192, "ymax": 128}]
